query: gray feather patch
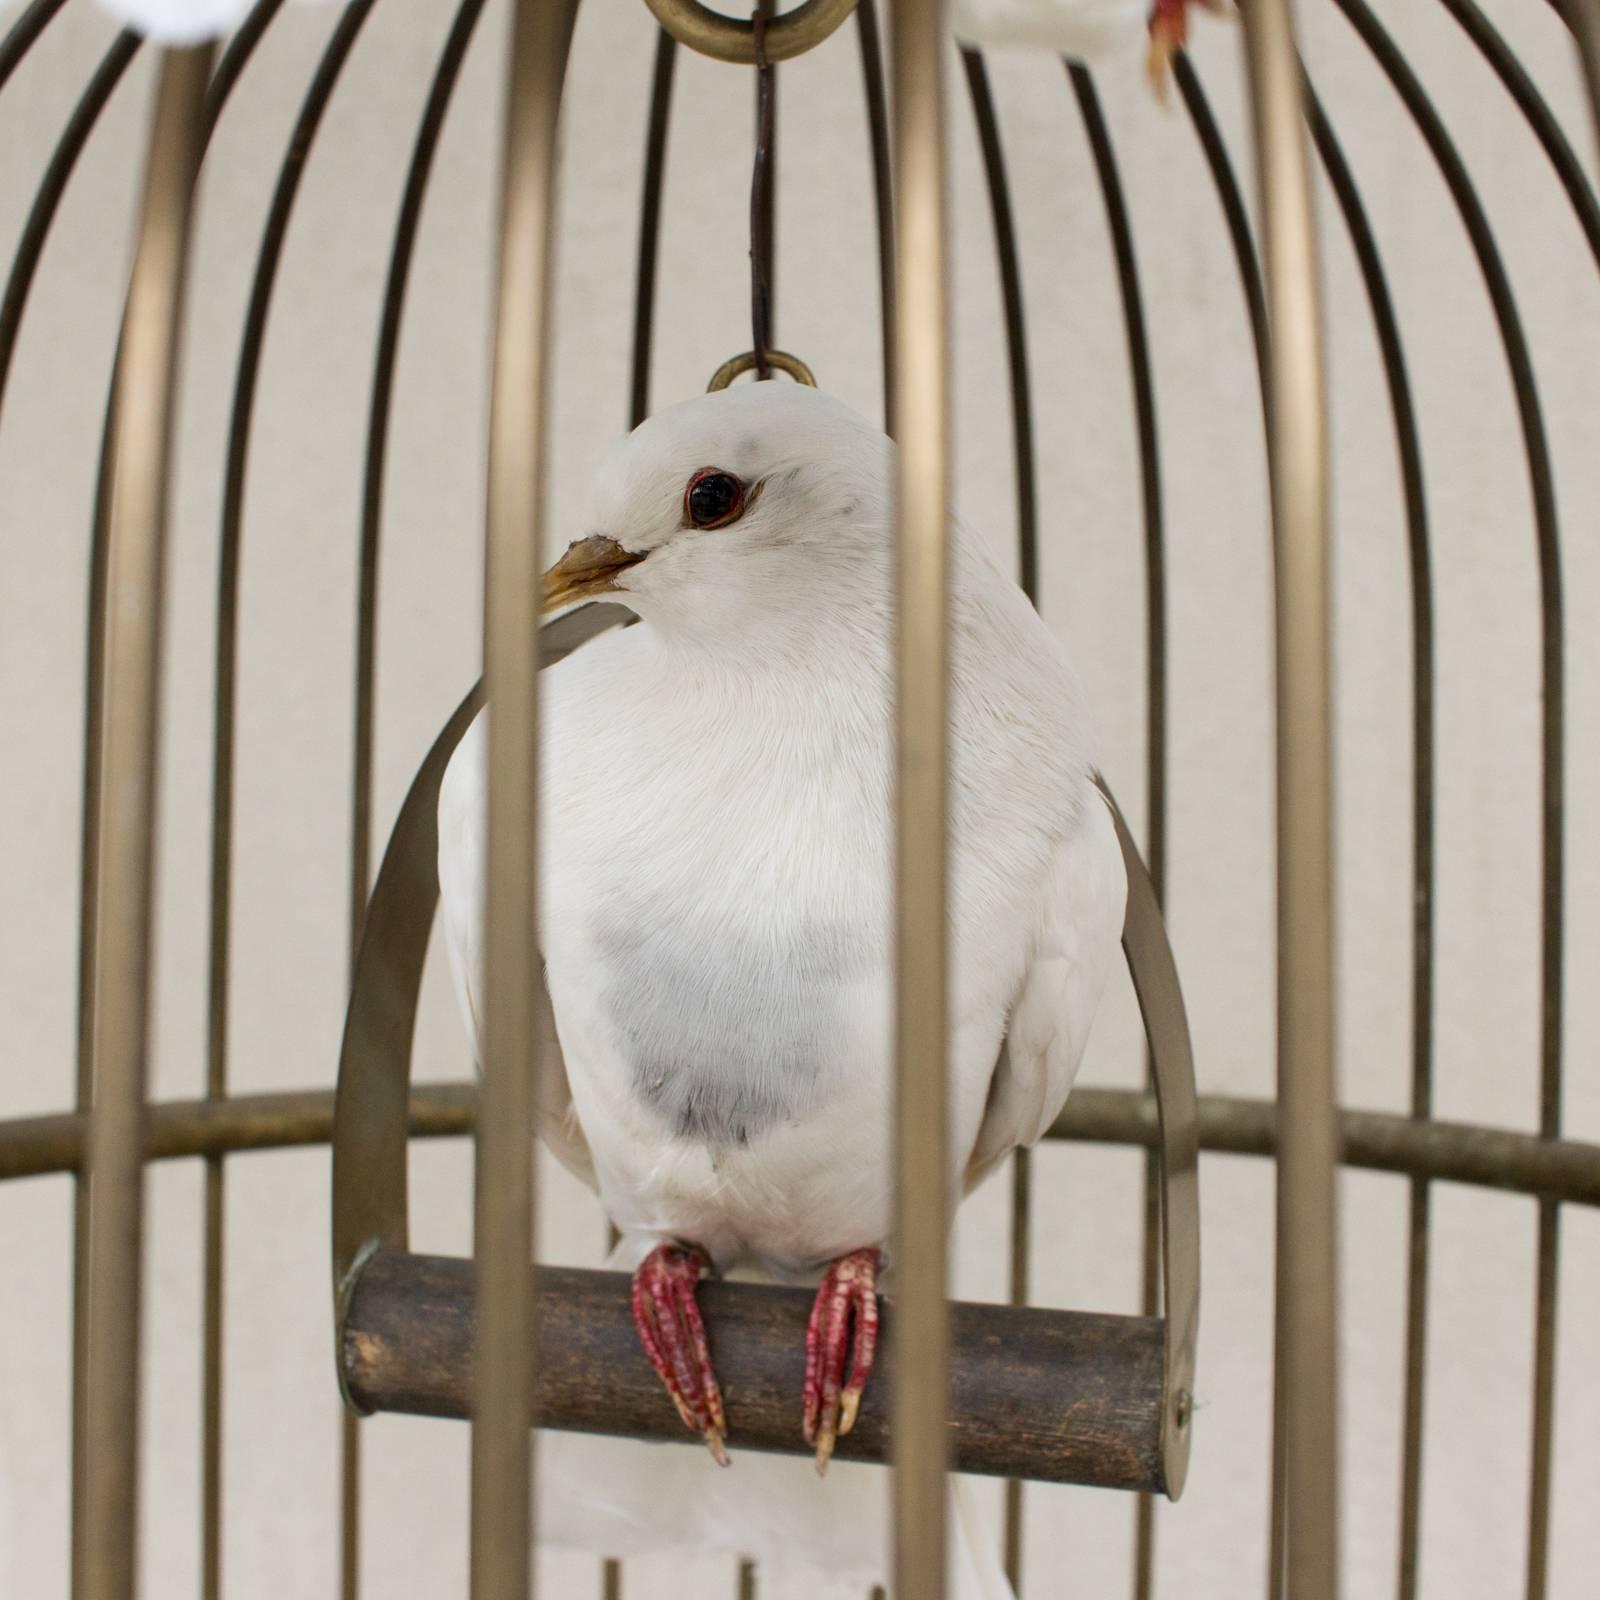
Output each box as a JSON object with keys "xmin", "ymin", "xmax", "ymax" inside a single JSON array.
[{"xmin": 594, "ymin": 907, "xmax": 866, "ymax": 1147}]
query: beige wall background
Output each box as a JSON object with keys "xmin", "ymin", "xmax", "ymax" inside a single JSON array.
[{"xmin": 2, "ymin": 0, "xmax": 1598, "ymax": 1595}]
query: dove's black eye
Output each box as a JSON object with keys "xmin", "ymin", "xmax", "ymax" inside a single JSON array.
[{"xmin": 685, "ymin": 468, "xmax": 745, "ymax": 530}]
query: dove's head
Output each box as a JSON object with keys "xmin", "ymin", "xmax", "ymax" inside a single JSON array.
[{"xmin": 542, "ymin": 381, "xmax": 892, "ymax": 634}]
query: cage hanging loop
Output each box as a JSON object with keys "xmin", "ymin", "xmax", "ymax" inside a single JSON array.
[
  {"xmin": 706, "ymin": 348, "xmax": 817, "ymax": 390},
  {"xmin": 641, "ymin": 0, "xmax": 857, "ymax": 63}
]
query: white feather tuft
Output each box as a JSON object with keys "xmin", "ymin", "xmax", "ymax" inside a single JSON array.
[
  {"xmin": 950, "ymin": 0, "xmax": 1146, "ymax": 57},
  {"xmin": 88, "ymin": 0, "xmax": 334, "ymax": 45}
]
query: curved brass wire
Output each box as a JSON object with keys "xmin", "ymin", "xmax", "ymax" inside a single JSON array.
[
  {"xmin": 1166, "ymin": 62, "xmax": 1286, "ymax": 1582},
  {"xmin": 1092, "ymin": 788, "xmax": 1199, "ymax": 1505},
  {"xmin": 960, "ymin": 51, "xmax": 1037, "ymax": 604},
  {"xmin": 705, "ymin": 347, "xmax": 816, "ymax": 387},
  {"xmin": 355, "ymin": 0, "xmax": 490, "ymax": 968},
  {"xmin": 1173, "ymin": 54, "xmax": 1272, "ymax": 440},
  {"xmin": 0, "ymin": 30, "xmax": 141, "ymax": 430},
  {"xmin": 1435, "ymin": 0, "xmax": 1600, "ymax": 273},
  {"xmin": 629, "ymin": 28, "xmax": 677, "ymax": 428},
  {"xmin": 0, "ymin": 0, "xmax": 68, "ymax": 93},
  {"xmin": 345, "ymin": 4, "xmax": 489, "ymax": 1592},
  {"xmin": 78, "ymin": 43, "xmax": 215, "ymax": 1600},
  {"xmin": 1065, "ymin": 58, "xmax": 1167, "ymax": 1600},
  {"xmin": 1327, "ymin": 10, "xmax": 1568, "ymax": 1592},
  {"xmin": 641, "ymin": 0, "xmax": 856, "ymax": 63},
  {"xmin": 204, "ymin": 9, "xmax": 380, "ymax": 1596},
  {"xmin": 855, "ymin": 0, "xmax": 894, "ymax": 434},
  {"xmin": 1573, "ymin": 0, "xmax": 1600, "ymax": 159},
  {"xmin": 474, "ymin": 0, "xmax": 582, "ymax": 1565},
  {"xmin": 1172, "ymin": 53, "xmax": 1317, "ymax": 1592},
  {"xmin": 958, "ymin": 46, "xmax": 1038, "ymax": 1586},
  {"xmin": 204, "ymin": 0, "xmax": 286, "ymax": 115},
  {"xmin": 1301, "ymin": 74, "xmax": 1436, "ymax": 1600}
]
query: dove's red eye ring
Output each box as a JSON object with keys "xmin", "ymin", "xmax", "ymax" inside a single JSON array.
[{"xmin": 684, "ymin": 468, "xmax": 746, "ymax": 530}]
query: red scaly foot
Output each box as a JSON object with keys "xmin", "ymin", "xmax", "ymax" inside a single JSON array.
[
  {"xmin": 1147, "ymin": 0, "xmax": 1230, "ymax": 99},
  {"xmin": 802, "ymin": 1246, "xmax": 881, "ymax": 1475},
  {"xmin": 631, "ymin": 1242, "xmax": 730, "ymax": 1466}
]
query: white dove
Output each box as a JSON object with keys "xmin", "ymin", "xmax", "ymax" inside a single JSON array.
[{"xmin": 436, "ymin": 380, "xmax": 1124, "ymax": 1592}]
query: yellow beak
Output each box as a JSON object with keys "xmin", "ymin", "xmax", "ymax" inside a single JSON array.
[{"xmin": 540, "ymin": 536, "xmax": 647, "ymax": 614}]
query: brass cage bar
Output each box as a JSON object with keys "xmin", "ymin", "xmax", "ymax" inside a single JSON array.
[
  {"xmin": 888, "ymin": 0, "xmax": 953, "ymax": 1595},
  {"xmin": 68, "ymin": 15, "xmax": 286, "ymax": 1591},
  {"xmin": 472, "ymin": 3, "xmax": 579, "ymax": 1593},
  {"xmin": 10, "ymin": 1081, "xmax": 1600, "ymax": 1208},
  {"xmin": 75, "ymin": 41, "xmax": 215, "ymax": 1600},
  {"xmin": 1240, "ymin": 4, "xmax": 1342, "ymax": 1598}
]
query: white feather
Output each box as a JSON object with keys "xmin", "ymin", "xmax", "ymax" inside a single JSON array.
[
  {"xmin": 86, "ymin": 0, "xmax": 335, "ymax": 44},
  {"xmin": 950, "ymin": 0, "xmax": 1147, "ymax": 58}
]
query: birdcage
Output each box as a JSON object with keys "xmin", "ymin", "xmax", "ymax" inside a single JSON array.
[{"xmin": 2, "ymin": 0, "xmax": 1597, "ymax": 1597}]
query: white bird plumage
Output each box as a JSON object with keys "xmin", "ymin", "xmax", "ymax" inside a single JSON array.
[
  {"xmin": 951, "ymin": 0, "xmax": 1147, "ymax": 59},
  {"xmin": 437, "ymin": 382, "xmax": 1125, "ymax": 1595}
]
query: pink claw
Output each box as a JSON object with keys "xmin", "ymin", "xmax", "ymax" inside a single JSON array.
[
  {"xmin": 631, "ymin": 1242, "xmax": 729, "ymax": 1465},
  {"xmin": 801, "ymin": 1247, "xmax": 881, "ymax": 1475}
]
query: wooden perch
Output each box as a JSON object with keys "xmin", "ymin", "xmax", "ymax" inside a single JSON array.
[{"xmin": 342, "ymin": 1250, "xmax": 1169, "ymax": 1493}]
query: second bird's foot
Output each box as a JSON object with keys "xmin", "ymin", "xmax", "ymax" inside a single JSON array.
[
  {"xmin": 631, "ymin": 1241, "xmax": 729, "ymax": 1466},
  {"xmin": 1146, "ymin": 0, "xmax": 1228, "ymax": 97},
  {"xmin": 802, "ymin": 1246, "xmax": 881, "ymax": 1475}
]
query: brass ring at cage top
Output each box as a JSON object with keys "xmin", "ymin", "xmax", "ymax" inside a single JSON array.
[
  {"xmin": 707, "ymin": 348, "xmax": 817, "ymax": 390},
  {"xmin": 642, "ymin": 0, "xmax": 857, "ymax": 63}
]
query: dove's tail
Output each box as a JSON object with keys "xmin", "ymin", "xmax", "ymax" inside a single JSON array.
[{"xmin": 539, "ymin": 1426, "xmax": 1015, "ymax": 1599}]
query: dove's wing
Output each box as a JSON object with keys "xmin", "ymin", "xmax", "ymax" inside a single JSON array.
[
  {"xmin": 965, "ymin": 784, "xmax": 1126, "ymax": 1193},
  {"xmin": 437, "ymin": 710, "xmax": 597, "ymax": 1190}
]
